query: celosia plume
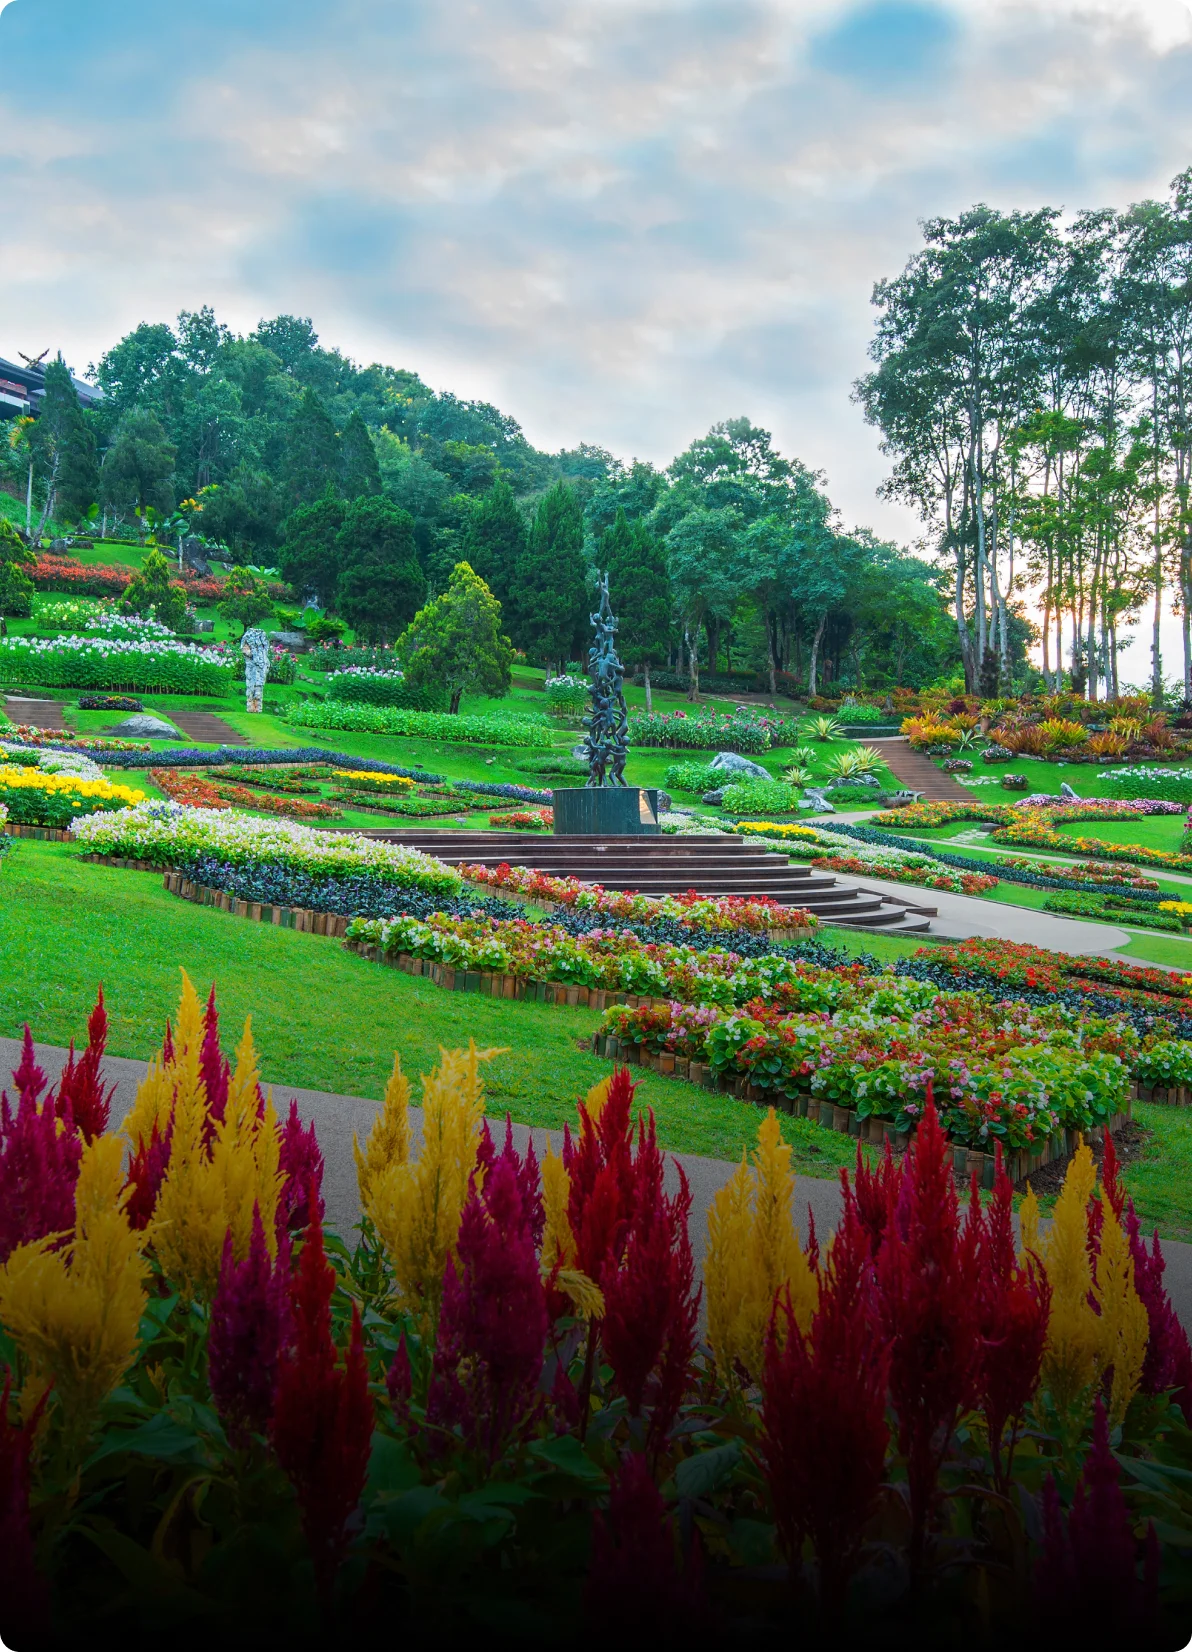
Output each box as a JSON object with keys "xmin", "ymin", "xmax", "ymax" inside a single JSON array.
[
  {"xmin": 353, "ymin": 1051, "xmax": 411, "ymax": 1210},
  {"xmin": 208, "ymin": 1209, "xmax": 293, "ymax": 1443},
  {"xmin": 0, "ymin": 1028, "xmax": 84, "ymax": 1264},
  {"xmin": 761, "ymin": 1203, "xmax": 890, "ymax": 1613},
  {"xmin": 0, "ymin": 1370, "xmax": 49, "ymax": 1645},
  {"xmin": 271, "ymin": 1204, "xmax": 374, "ymax": 1599},
  {"xmin": 278, "ymin": 1101, "xmax": 325, "ymax": 1232},
  {"xmin": 845, "ymin": 1135, "xmax": 900, "ymax": 1256},
  {"xmin": 585, "ymin": 1450, "xmax": 701, "ymax": 1633},
  {"xmin": 52, "ymin": 987, "xmax": 115, "ymax": 1142}
]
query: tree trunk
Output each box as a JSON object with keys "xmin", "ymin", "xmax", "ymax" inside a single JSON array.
[
  {"xmin": 25, "ymin": 461, "xmax": 33, "ymax": 538},
  {"xmin": 685, "ymin": 628, "xmax": 699, "ymax": 701},
  {"xmin": 807, "ymin": 611, "xmax": 828, "ymax": 699},
  {"xmin": 766, "ymin": 615, "xmax": 778, "ymax": 697},
  {"xmin": 643, "ymin": 660, "xmax": 653, "ymax": 714},
  {"xmin": 449, "ymin": 685, "xmax": 463, "ymax": 714}
]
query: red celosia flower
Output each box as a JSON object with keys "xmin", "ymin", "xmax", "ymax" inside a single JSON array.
[
  {"xmin": 427, "ymin": 1153, "xmax": 548, "ymax": 1462},
  {"xmin": 761, "ymin": 1202, "xmax": 890, "ymax": 1613},
  {"xmin": 875, "ymin": 1092, "xmax": 982, "ymax": 1579},
  {"xmin": 0, "ymin": 1028, "xmax": 84, "ymax": 1263},
  {"xmin": 200, "ymin": 985, "xmax": 230, "ymax": 1136},
  {"xmin": 386, "ymin": 1335, "xmax": 412, "ymax": 1422},
  {"xmin": 271, "ymin": 1202, "xmax": 374, "ymax": 1599},
  {"xmin": 586, "ymin": 1450, "xmax": 701, "ymax": 1633},
  {"xmin": 123, "ymin": 1119, "xmax": 173, "ymax": 1231},
  {"xmin": 277, "ymin": 1101, "xmax": 325, "ymax": 1232},
  {"xmin": 208, "ymin": 1210, "xmax": 293, "ymax": 1444},
  {"xmin": 564, "ymin": 1067, "xmax": 639, "ymax": 1282},
  {"xmin": 1036, "ymin": 1398, "xmax": 1159, "ymax": 1635},
  {"xmin": 52, "ymin": 987, "xmax": 115, "ymax": 1142},
  {"xmin": 843, "ymin": 1137, "xmax": 899, "ymax": 1256},
  {"xmin": 0, "ymin": 1369, "xmax": 49, "ymax": 1644}
]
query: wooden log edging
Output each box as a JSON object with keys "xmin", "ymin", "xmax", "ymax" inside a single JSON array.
[
  {"xmin": 3, "ymin": 823, "xmax": 74, "ymax": 842},
  {"xmin": 458, "ymin": 879, "xmax": 813, "ymax": 942},
  {"xmin": 590, "ymin": 1030, "xmax": 1136, "ymax": 1188},
  {"xmin": 164, "ymin": 870, "xmax": 350, "ymax": 938}
]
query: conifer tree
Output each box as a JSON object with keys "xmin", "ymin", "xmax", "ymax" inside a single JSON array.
[
  {"xmin": 464, "ymin": 476, "xmax": 526, "ymax": 609},
  {"xmin": 34, "ymin": 357, "xmax": 99, "ymax": 526},
  {"xmin": 282, "ymin": 389, "xmax": 341, "ymax": 508},
  {"xmin": 397, "ymin": 561, "xmax": 513, "ymax": 712},
  {"xmin": 515, "ymin": 481, "xmax": 587, "ymax": 671},
  {"xmin": 276, "ymin": 492, "xmax": 346, "ymax": 608},
  {"xmin": 602, "ymin": 508, "xmax": 672, "ymax": 711},
  {"xmin": 335, "ymin": 496, "xmax": 426, "ymax": 642},
  {"xmin": 339, "ymin": 411, "xmax": 382, "ymax": 499}
]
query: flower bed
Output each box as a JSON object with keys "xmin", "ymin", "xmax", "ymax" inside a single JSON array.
[
  {"xmin": 324, "ymin": 667, "xmax": 447, "ymax": 710},
  {"xmin": 70, "ymin": 803, "xmax": 462, "ymax": 896},
  {"xmin": 3, "ymin": 987, "xmax": 1188, "ymax": 1643},
  {"xmin": 0, "ymin": 634, "xmax": 232, "ymax": 695},
  {"xmin": 150, "ymin": 768, "xmax": 344, "ymax": 819},
  {"xmin": 286, "ymin": 698, "xmax": 554, "ymax": 747},
  {"xmin": 911, "ymin": 937, "xmax": 1192, "ymax": 1015},
  {"xmin": 92, "ymin": 743, "xmax": 445, "ymax": 777},
  {"xmin": 627, "ymin": 708, "xmax": 798, "ymax": 752},
  {"xmin": 457, "ymin": 861, "xmax": 814, "ymax": 935},
  {"xmin": 1041, "ymin": 891, "xmax": 1185, "ymax": 931},
  {"xmin": 0, "ymin": 766, "xmax": 145, "ymax": 828},
  {"xmin": 734, "ymin": 821, "xmax": 998, "ymax": 894},
  {"xmin": 1000, "ymin": 856, "xmax": 1159, "ymax": 889},
  {"xmin": 331, "ymin": 790, "xmax": 462, "ymax": 818},
  {"xmin": 595, "ymin": 987, "xmax": 1135, "ymax": 1151},
  {"xmin": 488, "ymin": 807, "xmax": 553, "ymax": 829},
  {"xmin": 0, "ymin": 725, "xmax": 150, "ymax": 755}
]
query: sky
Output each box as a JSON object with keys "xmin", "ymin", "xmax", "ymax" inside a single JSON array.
[{"xmin": 3, "ymin": 0, "xmax": 1192, "ymax": 679}]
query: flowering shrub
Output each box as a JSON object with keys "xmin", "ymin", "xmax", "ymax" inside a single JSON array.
[
  {"xmin": 85, "ymin": 611, "xmax": 174, "ymax": 639},
  {"xmin": 544, "ymin": 674, "xmax": 588, "ymax": 716},
  {"xmin": 286, "ymin": 698, "xmax": 554, "ymax": 747},
  {"xmin": 1001, "ymin": 857, "xmax": 1159, "ymax": 889},
  {"xmin": 34, "ymin": 596, "xmax": 103, "ymax": 628},
  {"xmin": 324, "ymin": 667, "xmax": 446, "ymax": 710},
  {"xmin": 806, "ymin": 849, "xmax": 997, "ymax": 895},
  {"xmin": 70, "ymin": 804, "xmax": 462, "ymax": 896},
  {"xmin": 0, "ymin": 634, "xmax": 232, "ymax": 695},
  {"xmin": 458, "ymin": 861, "xmax": 812, "ymax": 933},
  {"xmin": 1041, "ymin": 892, "xmax": 1184, "ymax": 932},
  {"xmin": 916, "ymin": 937, "xmax": 1192, "ymax": 1016},
  {"xmin": 488, "ymin": 808, "xmax": 554, "ymax": 829},
  {"xmin": 1134, "ymin": 1040, "xmax": 1192, "ymax": 1088},
  {"xmin": 627, "ymin": 709, "xmax": 789, "ymax": 753},
  {"xmin": 2, "ymin": 987, "xmax": 1190, "ymax": 1642},
  {"xmin": 0, "ymin": 766, "xmax": 144, "ymax": 827}
]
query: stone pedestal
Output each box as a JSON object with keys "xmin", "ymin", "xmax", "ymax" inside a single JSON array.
[{"xmin": 552, "ymin": 787, "xmax": 661, "ymax": 836}]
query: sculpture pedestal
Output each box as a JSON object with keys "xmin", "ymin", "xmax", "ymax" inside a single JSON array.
[{"xmin": 552, "ymin": 787, "xmax": 661, "ymax": 836}]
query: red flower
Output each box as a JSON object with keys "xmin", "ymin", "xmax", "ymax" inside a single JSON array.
[
  {"xmin": 0, "ymin": 1370, "xmax": 49, "ymax": 1645},
  {"xmin": 0, "ymin": 1028, "xmax": 84, "ymax": 1264},
  {"xmin": 52, "ymin": 987, "xmax": 115, "ymax": 1142},
  {"xmin": 586, "ymin": 1451, "xmax": 701, "ymax": 1633},
  {"xmin": 208, "ymin": 1210, "xmax": 293, "ymax": 1443},
  {"xmin": 277, "ymin": 1101, "xmax": 325, "ymax": 1232},
  {"xmin": 124, "ymin": 1119, "xmax": 173, "ymax": 1230}
]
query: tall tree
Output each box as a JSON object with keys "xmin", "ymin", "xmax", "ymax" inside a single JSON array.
[
  {"xmin": 335, "ymin": 496, "xmax": 426, "ymax": 642},
  {"xmin": 100, "ymin": 410, "xmax": 176, "ymax": 524},
  {"xmin": 664, "ymin": 504, "xmax": 743, "ymax": 698},
  {"xmin": 397, "ymin": 561, "xmax": 514, "ymax": 712},
  {"xmin": 276, "ymin": 494, "xmax": 346, "ymax": 607},
  {"xmin": 33, "ymin": 357, "xmax": 99, "ymax": 528},
  {"xmin": 602, "ymin": 509, "xmax": 671, "ymax": 710},
  {"xmin": 282, "ymin": 389, "xmax": 341, "ymax": 509},
  {"xmin": 339, "ymin": 410, "xmax": 382, "ymax": 499},
  {"xmin": 465, "ymin": 477, "xmax": 527, "ymax": 609},
  {"xmin": 515, "ymin": 481, "xmax": 587, "ymax": 671}
]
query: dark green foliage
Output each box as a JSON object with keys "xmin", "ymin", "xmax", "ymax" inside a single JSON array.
[
  {"xmin": 335, "ymin": 497, "xmax": 426, "ymax": 642},
  {"xmin": 397, "ymin": 561, "xmax": 513, "ymax": 713},
  {"xmin": 276, "ymin": 494, "xmax": 347, "ymax": 608},
  {"xmin": 514, "ymin": 482, "xmax": 587, "ymax": 668},
  {"xmin": 339, "ymin": 410, "xmax": 382, "ymax": 499},
  {"xmin": 282, "ymin": 389, "xmax": 341, "ymax": 508},
  {"xmin": 100, "ymin": 409, "xmax": 176, "ymax": 521},
  {"xmin": 217, "ymin": 568, "xmax": 273, "ymax": 634},
  {"xmin": 603, "ymin": 508, "xmax": 670, "ymax": 667},
  {"xmin": 119, "ymin": 547, "xmax": 187, "ymax": 629},
  {"xmin": 197, "ymin": 467, "xmax": 284, "ymax": 561},
  {"xmin": 0, "ymin": 560, "xmax": 34, "ymax": 617},
  {"xmin": 465, "ymin": 477, "xmax": 526, "ymax": 607},
  {"xmin": 36, "ymin": 357, "xmax": 99, "ymax": 524}
]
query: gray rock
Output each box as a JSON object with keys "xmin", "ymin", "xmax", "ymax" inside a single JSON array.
[
  {"xmin": 804, "ymin": 789, "xmax": 835, "ymax": 814},
  {"xmin": 887, "ymin": 789, "xmax": 924, "ymax": 807},
  {"xmin": 181, "ymin": 537, "xmax": 211, "ymax": 577},
  {"xmin": 657, "ymin": 790, "xmax": 673, "ymax": 811},
  {"xmin": 571, "ymin": 744, "xmax": 587, "ymax": 761},
  {"xmin": 50, "ymin": 538, "xmax": 69, "ymax": 553},
  {"xmin": 107, "ymin": 715, "xmax": 183, "ymax": 739},
  {"xmin": 193, "ymin": 619, "xmax": 215, "ymax": 634},
  {"xmin": 1060, "ymin": 782, "xmax": 1083, "ymax": 802},
  {"xmin": 709, "ymin": 750, "xmax": 770, "ymax": 781},
  {"xmin": 701, "ymin": 788, "xmax": 726, "ymax": 806},
  {"xmin": 272, "ymin": 631, "xmax": 308, "ymax": 652}
]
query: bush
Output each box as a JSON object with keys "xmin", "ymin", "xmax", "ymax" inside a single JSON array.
[
  {"xmin": 512, "ymin": 753, "xmax": 588, "ymax": 776},
  {"xmin": 823, "ymin": 785, "xmax": 886, "ymax": 809},
  {"xmin": 629, "ymin": 711, "xmax": 773, "ymax": 753},
  {"xmin": 662, "ymin": 760, "xmax": 721, "ymax": 793},
  {"xmin": 836, "ymin": 701, "xmax": 896, "ymax": 724},
  {"xmin": 544, "ymin": 674, "xmax": 588, "ymax": 717},
  {"xmin": 286, "ymin": 698, "xmax": 554, "ymax": 747},
  {"xmin": 1041, "ymin": 891, "xmax": 1184, "ymax": 931},
  {"xmin": 0, "ymin": 636, "xmax": 232, "ymax": 696},
  {"xmin": 325, "ymin": 667, "xmax": 447, "ymax": 710},
  {"xmin": 1102, "ymin": 766, "xmax": 1192, "ymax": 805},
  {"xmin": 720, "ymin": 778, "xmax": 800, "ymax": 815},
  {"xmin": 77, "ymin": 695, "xmax": 144, "ymax": 711}
]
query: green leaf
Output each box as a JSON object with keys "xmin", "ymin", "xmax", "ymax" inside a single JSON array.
[
  {"xmin": 366, "ymin": 1432, "xmax": 421, "ymax": 1496},
  {"xmin": 675, "ymin": 1438, "xmax": 744, "ymax": 1500},
  {"xmin": 527, "ymin": 1433, "xmax": 607, "ymax": 1489},
  {"xmin": 83, "ymin": 1411, "xmax": 208, "ymax": 1470}
]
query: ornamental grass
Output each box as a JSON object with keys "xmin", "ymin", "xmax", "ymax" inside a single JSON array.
[{"xmin": 2, "ymin": 979, "xmax": 1190, "ymax": 1645}]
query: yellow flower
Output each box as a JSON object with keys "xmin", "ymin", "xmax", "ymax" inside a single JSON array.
[
  {"xmin": 333, "ymin": 770, "xmax": 415, "ymax": 788},
  {"xmin": 354, "ymin": 1052, "xmax": 412, "ymax": 1209},
  {"xmin": 1093, "ymin": 1201, "xmax": 1149, "ymax": 1426},
  {"xmin": 0, "ymin": 1134, "xmax": 149, "ymax": 1438},
  {"xmin": 540, "ymin": 1141, "xmax": 574, "ymax": 1271},
  {"xmin": 705, "ymin": 1108, "xmax": 817, "ymax": 1381}
]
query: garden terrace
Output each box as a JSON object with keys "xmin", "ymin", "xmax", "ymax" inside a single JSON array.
[{"xmin": 334, "ymin": 828, "xmax": 933, "ymax": 931}]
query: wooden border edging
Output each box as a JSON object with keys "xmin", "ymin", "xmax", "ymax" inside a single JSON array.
[
  {"xmin": 163, "ymin": 870, "xmax": 350, "ymax": 937},
  {"xmin": 3, "ymin": 824, "xmax": 74, "ymax": 842}
]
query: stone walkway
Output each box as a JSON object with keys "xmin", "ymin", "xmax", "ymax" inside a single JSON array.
[
  {"xmin": 868, "ymin": 736, "xmax": 974, "ymax": 801},
  {"xmin": 5, "ymin": 695, "xmax": 67, "ymax": 730},
  {"xmin": 6, "ymin": 1036, "xmax": 1191, "ymax": 1332}
]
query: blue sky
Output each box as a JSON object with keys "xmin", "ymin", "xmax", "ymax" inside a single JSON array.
[{"xmin": 3, "ymin": 0, "xmax": 1192, "ymax": 648}]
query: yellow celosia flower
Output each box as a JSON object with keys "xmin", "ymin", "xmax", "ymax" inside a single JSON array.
[
  {"xmin": 354, "ymin": 1052, "xmax": 412, "ymax": 1209},
  {"xmin": 0, "ymin": 1135, "xmax": 148, "ymax": 1439},
  {"xmin": 554, "ymin": 1267, "xmax": 605, "ymax": 1320},
  {"xmin": 1092, "ymin": 1201, "xmax": 1149, "ymax": 1426},
  {"xmin": 153, "ymin": 1005, "xmax": 284, "ymax": 1298},
  {"xmin": 540, "ymin": 1142, "xmax": 574, "ymax": 1272},
  {"xmin": 363, "ymin": 1042, "xmax": 500, "ymax": 1331},
  {"xmin": 582, "ymin": 1074, "xmax": 612, "ymax": 1125},
  {"xmin": 705, "ymin": 1108, "xmax": 817, "ymax": 1381}
]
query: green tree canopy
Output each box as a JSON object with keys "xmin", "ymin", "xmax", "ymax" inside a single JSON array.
[
  {"xmin": 335, "ymin": 496, "xmax": 426, "ymax": 642},
  {"xmin": 276, "ymin": 493, "xmax": 346, "ymax": 608},
  {"xmin": 282, "ymin": 389, "xmax": 341, "ymax": 508},
  {"xmin": 515, "ymin": 481, "xmax": 587, "ymax": 670},
  {"xmin": 100, "ymin": 410, "xmax": 176, "ymax": 523},
  {"xmin": 120, "ymin": 547, "xmax": 186, "ymax": 629},
  {"xmin": 602, "ymin": 508, "xmax": 671, "ymax": 705},
  {"xmin": 217, "ymin": 568, "xmax": 273, "ymax": 635},
  {"xmin": 34, "ymin": 357, "xmax": 99, "ymax": 527},
  {"xmin": 397, "ymin": 561, "xmax": 513, "ymax": 713},
  {"xmin": 465, "ymin": 476, "xmax": 526, "ymax": 609},
  {"xmin": 339, "ymin": 410, "xmax": 382, "ymax": 499}
]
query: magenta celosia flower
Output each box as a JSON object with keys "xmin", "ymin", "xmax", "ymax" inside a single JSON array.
[
  {"xmin": 476, "ymin": 1116, "xmax": 543, "ymax": 1247},
  {"xmin": 586, "ymin": 1450, "xmax": 701, "ymax": 1633},
  {"xmin": 843, "ymin": 1136, "xmax": 899, "ymax": 1255},
  {"xmin": 761, "ymin": 1203, "xmax": 890, "ymax": 1613},
  {"xmin": 52, "ymin": 987, "xmax": 115, "ymax": 1142},
  {"xmin": 277, "ymin": 1101, "xmax": 325, "ymax": 1232},
  {"xmin": 272, "ymin": 1203, "xmax": 374, "ymax": 1600},
  {"xmin": 0, "ymin": 1369, "xmax": 49, "ymax": 1645},
  {"xmin": 200, "ymin": 984, "xmax": 230, "ymax": 1137},
  {"xmin": 427, "ymin": 1153, "xmax": 548, "ymax": 1462},
  {"xmin": 0, "ymin": 1027, "xmax": 84, "ymax": 1264},
  {"xmin": 208, "ymin": 1210, "xmax": 293, "ymax": 1443},
  {"xmin": 123, "ymin": 1119, "xmax": 173, "ymax": 1232}
]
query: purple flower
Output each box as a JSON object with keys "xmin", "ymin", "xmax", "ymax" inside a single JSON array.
[
  {"xmin": 0, "ymin": 1029, "xmax": 84, "ymax": 1264},
  {"xmin": 277, "ymin": 1101, "xmax": 325, "ymax": 1232},
  {"xmin": 208, "ymin": 1211, "xmax": 293, "ymax": 1443}
]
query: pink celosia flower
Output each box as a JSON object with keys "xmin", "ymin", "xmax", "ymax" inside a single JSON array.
[
  {"xmin": 586, "ymin": 1450, "xmax": 701, "ymax": 1632},
  {"xmin": 0, "ymin": 1028, "xmax": 84, "ymax": 1263},
  {"xmin": 277, "ymin": 1101, "xmax": 325, "ymax": 1232},
  {"xmin": 208, "ymin": 1209, "xmax": 293, "ymax": 1443},
  {"xmin": 52, "ymin": 987, "xmax": 115, "ymax": 1142}
]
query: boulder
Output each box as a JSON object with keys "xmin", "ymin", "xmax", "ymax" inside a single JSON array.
[
  {"xmin": 709, "ymin": 750, "xmax": 770, "ymax": 781},
  {"xmin": 272, "ymin": 631, "xmax": 308, "ymax": 652},
  {"xmin": 804, "ymin": 789, "xmax": 835, "ymax": 814},
  {"xmin": 1060, "ymin": 782, "xmax": 1083, "ymax": 802},
  {"xmin": 181, "ymin": 537, "xmax": 212, "ymax": 577},
  {"xmin": 701, "ymin": 788, "xmax": 726, "ymax": 806},
  {"xmin": 107, "ymin": 715, "xmax": 183, "ymax": 740},
  {"xmin": 657, "ymin": 790, "xmax": 673, "ymax": 811}
]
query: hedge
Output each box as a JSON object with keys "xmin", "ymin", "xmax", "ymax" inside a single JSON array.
[{"xmin": 286, "ymin": 698, "xmax": 555, "ymax": 747}]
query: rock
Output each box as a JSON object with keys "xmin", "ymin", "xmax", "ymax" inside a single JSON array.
[
  {"xmin": 657, "ymin": 790, "xmax": 673, "ymax": 811},
  {"xmin": 181, "ymin": 537, "xmax": 212, "ymax": 577},
  {"xmin": 50, "ymin": 538, "xmax": 69, "ymax": 553},
  {"xmin": 271, "ymin": 631, "xmax": 308, "ymax": 651},
  {"xmin": 709, "ymin": 750, "xmax": 770, "ymax": 781},
  {"xmin": 804, "ymin": 789, "xmax": 835, "ymax": 814},
  {"xmin": 193, "ymin": 619, "xmax": 215, "ymax": 634},
  {"xmin": 887, "ymin": 789, "xmax": 924, "ymax": 807},
  {"xmin": 106, "ymin": 715, "xmax": 183, "ymax": 740},
  {"xmin": 701, "ymin": 788, "xmax": 726, "ymax": 806},
  {"xmin": 570, "ymin": 744, "xmax": 587, "ymax": 761},
  {"xmin": 1060, "ymin": 782, "xmax": 1083, "ymax": 802}
]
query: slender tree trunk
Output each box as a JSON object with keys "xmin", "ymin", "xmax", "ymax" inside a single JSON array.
[
  {"xmin": 1153, "ymin": 493, "xmax": 1165, "ymax": 711},
  {"xmin": 685, "ymin": 627, "xmax": 699, "ymax": 701},
  {"xmin": 449, "ymin": 685, "xmax": 463, "ymax": 714},
  {"xmin": 25, "ymin": 461, "xmax": 33, "ymax": 538},
  {"xmin": 807, "ymin": 611, "xmax": 828, "ymax": 698},
  {"xmin": 766, "ymin": 613, "xmax": 778, "ymax": 697},
  {"xmin": 643, "ymin": 660, "xmax": 653, "ymax": 714}
]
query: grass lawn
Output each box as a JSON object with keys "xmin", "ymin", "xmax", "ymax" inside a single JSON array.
[
  {"xmin": 1052, "ymin": 814, "xmax": 1187, "ymax": 852},
  {"xmin": 944, "ymin": 754, "xmax": 1179, "ymax": 800},
  {"xmin": 1119, "ymin": 1103, "xmax": 1192, "ymax": 1243},
  {"xmin": 0, "ymin": 840, "xmax": 862, "ymax": 1176}
]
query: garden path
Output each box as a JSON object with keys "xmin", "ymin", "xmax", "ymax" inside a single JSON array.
[
  {"xmin": 866, "ymin": 737, "xmax": 975, "ymax": 801},
  {"xmin": 8, "ymin": 1035, "xmax": 1191, "ymax": 1331},
  {"xmin": 4, "ymin": 695, "xmax": 67, "ymax": 729},
  {"xmin": 834, "ymin": 871, "xmax": 1133, "ymax": 951},
  {"xmin": 167, "ymin": 711, "xmax": 249, "ymax": 744}
]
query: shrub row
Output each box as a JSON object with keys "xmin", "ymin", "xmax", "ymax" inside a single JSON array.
[{"xmin": 286, "ymin": 698, "xmax": 554, "ymax": 747}]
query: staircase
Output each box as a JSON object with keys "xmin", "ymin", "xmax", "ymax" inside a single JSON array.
[
  {"xmin": 869, "ymin": 737, "xmax": 974, "ymax": 802},
  {"xmin": 345, "ymin": 829, "xmax": 933, "ymax": 933}
]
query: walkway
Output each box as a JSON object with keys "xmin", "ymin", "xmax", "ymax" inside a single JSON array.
[
  {"xmin": 840, "ymin": 871, "xmax": 1132, "ymax": 951},
  {"xmin": 868, "ymin": 736, "xmax": 975, "ymax": 801},
  {"xmin": 7, "ymin": 1036, "xmax": 1191, "ymax": 1331},
  {"xmin": 168, "ymin": 711, "xmax": 249, "ymax": 745},
  {"xmin": 5, "ymin": 695, "xmax": 67, "ymax": 730}
]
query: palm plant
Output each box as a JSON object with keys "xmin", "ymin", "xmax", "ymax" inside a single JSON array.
[
  {"xmin": 802, "ymin": 715, "xmax": 843, "ymax": 743},
  {"xmin": 782, "ymin": 766, "xmax": 812, "ymax": 788}
]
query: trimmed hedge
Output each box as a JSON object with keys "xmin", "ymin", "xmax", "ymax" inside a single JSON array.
[
  {"xmin": 324, "ymin": 670, "xmax": 448, "ymax": 711},
  {"xmin": 286, "ymin": 699, "xmax": 554, "ymax": 747}
]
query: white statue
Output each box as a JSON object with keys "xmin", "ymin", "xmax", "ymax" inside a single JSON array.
[{"xmin": 241, "ymin": 627, "xmax": 270, "ymax": 714}]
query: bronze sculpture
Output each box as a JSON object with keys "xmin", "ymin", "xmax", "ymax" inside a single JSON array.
[{"xmin": 582, "ymin": 571, "xmax": 628, "ymax": 788}]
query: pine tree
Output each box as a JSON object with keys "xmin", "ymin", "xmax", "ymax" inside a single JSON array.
[
  {"xmin": 276, "ymin": 492, "xmax": 346, "ymax": 608},
  {"xmin": 339, "ymin": 411, "xmax": 382, "ymax": 499},
  {"xmin": 515, "ymin": 481, "xmax": 587, "ymax": 671},
  {"xmin": 282, "ymin": 389, "xmax": 341, "ymax": 508},
  {"xmin": 335, "ymin": 496, "xmax": 426, "ymax": 642},
  {"xmin": 602, "ymin": 508, "xmax": 672, "ymax": 711},
  {"xmin": 34, "ymin": 357, "xmax": 99, "ymax": 526},
  {"xmin": 397, "ymin": 562, "xmax": 513, "ymax": 712},
  {"xmin": 465, "ymin": 476, "xmax": 526, "ymax": 609}
]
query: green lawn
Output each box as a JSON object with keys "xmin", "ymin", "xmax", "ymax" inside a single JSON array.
[
  {"xmin": 0, "ymin": 840, "xmax": 861, "ymax": 1175},
  {"xmin": 944, "ymin": 754, "xmax": 1161, "ymax": 800},
  {"xmin": 1053, "ymin": 815, "xmax": 1187, "ymax": 852}
]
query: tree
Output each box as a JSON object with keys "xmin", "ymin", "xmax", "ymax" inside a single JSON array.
[
  {"xmin": 218, "ymin": 568, "xmax": 273, "ymax": 634},
  {"xmin": 120, "ymin": 548, "xmax": 187, "ymax": 630},
  {"xmin": 602, "ymin": 509, "xmax": 671, "ymax": 710},
  {"xmin": 198, "ymin": 468, "xmax": 284, "ymax": 562},
  {"xmin": 335, "ymin": 496, "xmax": 426, "ymax": 642},
  {"xmin": 276, "ymin": 493, "xmax": 346, "ymax": 607},
  {"xmin": 465, "ymin": 477, "xmax": 526, "ymax": 609},
  {"xmin": 515, "ymin": 481, "xmax": 587, "ymax": 671},
  {"xmin": 282, "ymin": 389, "xmax": 341, "ymax": 508},
  {"xmin": 0, "ymin": 519, "xmax": 35, "ymax": 616},
  {"xmin": 664, "ymin": 504, "xmax": 743, "ymax": 698},
  {"xmin": 339, "ymin": 411, "xmax": 382, "ymax": 499},
  {"xmin": 397, "ymin": 562, "xmax": 513, "ymax": 712},
  {"xmin": 100, "ymin": 410, "xmax": 176, "ymax": 524},
  {"xmin": 33, "ymin": 357, "xmax": 99, "ymax": 527}
]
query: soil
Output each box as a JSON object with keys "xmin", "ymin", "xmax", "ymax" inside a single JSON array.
[{"xmin": 1012, "ymin": 1120, "xmax": 1150, "ymax": 1198}]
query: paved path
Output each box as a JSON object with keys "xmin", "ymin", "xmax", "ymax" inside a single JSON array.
[
  {"xmin": 6, "ymin": 1037, "xmax": 1192, "ymax": 1332},
  {"xmin": 5, "ymin": 695, "xmax": 67, "ymax": 731},
  {"xmin": 845, "ymin": 872, "xmax": 1132, "ymax": 950},
  {"xmin": 868, "ymin": 737, "xmax": 974, "ymax": 801}
]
